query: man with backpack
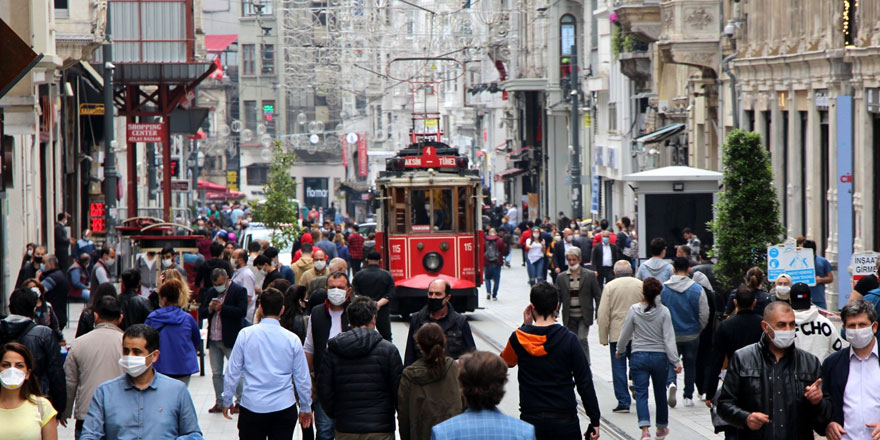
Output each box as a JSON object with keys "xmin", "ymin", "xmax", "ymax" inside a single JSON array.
[{"xmin": 483, "ymin": 228, "xmax": 507, "ymax": 301}]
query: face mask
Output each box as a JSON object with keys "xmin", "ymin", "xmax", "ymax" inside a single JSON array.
[
  {"xmin": 162, "ymin": 258, "xmax": 173, "ymax": 268},
  {"xmin": 327, "ymin": 288, "xmax": 347, "ymax": 306},
  {"xmin": 574, "ymin": 232, "xmax": 581, "ymax": 238},
  {"xmin": 565, "ymin": 235, "xmax": 572, "ymax": 243},
  {"xmin": 214, "ymin": 284, "xmax": 227, "ymax": 294},
  {"xmin": 427, "ymin": 297, "xmax": 446, "ymax": 312},
  {"xmin": 26, "ymin": 249, "xmax": 33, "ymax": 257},
  {"xmin": 775, "ymin": 286, "xmax": 791, "ymax": 295},
  {"xmin": 260, "ymin": 268, "xmax": 268, "ymax": 276},
  {"xmin": 314, "ymin": 260, "xmax": 327, "ymax": 271},
  {"xmin": 553, "ymin": 235, "xmax": 561, "ymax": 242},
  {"xmin": 0, "ymin": 368, "xmax": 26, "ymax": 390},
  {"xmin": 39, "ymin": 264, "xmax": 45, "ymax": 272},
  {"xmin": 118, "ymin": 353, "xmax": 153, "ymax": 377},
  {"xmin": 846, "ymin": 326, "xmax": 875, "ymax": 349},
  {"xmin": 768, "ymin": 328, "xmax": 796, "ymax": 349},
  {"xmin": 30, "ymin": 287, "xmax": 41, "ymax": 298},
  {"xmin": 570, "ymin": 223, "xmax": 576, "ymax": 229},
  {"xmin": 602, "ymin": 237, "xmax": 610, "ymax": 245},
  {"xmin": 33, "ymin": 256, "xmax": 43, "ymax": 264},
  {"xmin": 106, "ymin": 257, "xmax": 116, "ymax": 266}
]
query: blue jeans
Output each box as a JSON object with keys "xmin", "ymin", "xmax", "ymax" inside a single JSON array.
[
  {"xmin": 631, "ymin": 351, "xmax": 669, "ymax": 429},
  {"xmin": 526, "ymin": 258, "xmax": 544, "ymax": 284},
  {"xmin": 313, "ymin": 400, "xmax": 335, "ymax": 440},
  {"xmin": 484, "ymin": 264, "xmax": 501, "ymax": 296},
  {"xmin": 667, "ymin": 338, "xmax": 700, "ymax": 399},
  {"xmin": 610, "ymin": 342, "xmax": 632, "ymax": 408}
]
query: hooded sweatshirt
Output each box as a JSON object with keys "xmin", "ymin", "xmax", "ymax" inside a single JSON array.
[
  {"xmin": 501, "ymin": 324, "xmax": 601, "ymax": 426},
  {"xmin": 637, "ymin": 257, "xmax": 673, "ymax": 283},
  {"xmin": 616, "ymin": 303, "xmax": 681, "ymax": 366},
  {"xmin": 793, "ymin": 305, "xmax": 845, "ymax": 362},
  {"xmin": 144, "ymin": 306, "xmax": 201, "ymax": 375},
  {"xmin": 660, "ymin": 275, "xmax": 709, "ymax": 341},
  {"xmin": 398, "ymin": 357, "xmax": 462, "ymax": 440}
]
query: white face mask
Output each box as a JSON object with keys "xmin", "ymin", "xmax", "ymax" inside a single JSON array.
[
  {"xmin": 327, "ymin": 288, "xmax": 347, "ymax": 306},
  {"xmin": 26, "ymin": 249, "xmax": 33, "ymax": 257},
  {"xmin": 775, "ymin": 286, "xmax": 791, "ymax": 295},
  {"xmin": 0, "ymin": 367, "xmax": 26, "ymax": 389},
  {"xmin": 106, "ymin": 257, "xmax": 116, "ymax": 266},
  {"xmin": 314, "ymin": 260, "xmax": 327, "ymax": 271},
  {"xmin": 118, "ymin": 353, "xmax": 153, "ymax": 377},
  {"xmin": 565, "ymin": 235, "xmax": 572, "ymax": 243},
  {"xmin": 768, "ymin": 328, "xmax": 796, "ymax": 349},
  {"xmin": 846, "ymin": 326, "xmax": 875, "ymax": 349},
  {"xmin": 162, "ymin": 258, "xmax": 173, "ymax": 268}
]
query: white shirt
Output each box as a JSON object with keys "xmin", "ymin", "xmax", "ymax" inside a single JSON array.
[
  {"xmin": 232, "ymin": 265, "xmax": 257, "ymax": 323},
  {"xmin": 843, "ymin": 340, "xmax": 880, "ymax": 440},
  {"xmin": 247, "ymin": 253, "xmax": 265, "ymax": 291},
  {"xmin": 602, "ymin": 244, "xmax": 613, "ymax": 267},
  {"xmin": 303, "ymin": 309, "xmax": 344, "ymax": 355},
  {"xmin": 507, "ymin": 207, "xmax": 518, "ymax": 225}
]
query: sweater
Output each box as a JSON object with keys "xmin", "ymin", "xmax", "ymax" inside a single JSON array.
[
  {"xmin": 617, "ymin": 303, "xmax": 681, "ymax": 366},
  {"xmin": 637, "ymin": 257, "xmax": 673, "ymax": 283},
  {"xmin": 794, "ymin": 306, "xmax": 846, "ymax": 362},
  {"xmin": 597, "ymin": 276, "xmax": 644, "ymax": 344}
]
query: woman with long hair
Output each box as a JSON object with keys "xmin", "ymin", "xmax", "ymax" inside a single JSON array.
[
  {"xmin": 525, "ymin": 227, "xmax": 546, "ymax": 286},
  {"xmin": 397, "ymin": 322, "xmax": 462, "ymax": 440},
  {"xmin": 0, "ymin": 342, "xmax": 57, "ymax": 439},
  {"xmin": 617, "ymin": 277, "xmax": 681, "ymax": 440},
  {"xmin": 333, "ymin": 233, "xmax": 350, "ymax": 272},
  {"xmin": 20, "ymin": 279, "xmax": 63, "ymax": 344},
  {"xmin": 75, "ymin": 282, "xmax": 118, "ymax": 337},
  {"xmin": 723, "ymin": 266, "xmax": 772, "ymax": 317},
  {"xmin": 280, "ymin": 285, "xmax": 308, "ymax": 342},
  {"xmin": 144, "ymin": 279, "xmax": 201, "ymax": 385},
  {"xmin": 157, "ymin": 269, "xmax": 191, "ymax": 310}
]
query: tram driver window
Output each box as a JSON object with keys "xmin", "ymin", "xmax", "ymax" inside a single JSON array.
[
  {"xmin": 432, "ymin": 189, "xmax": 453, "ymax": 231},
  {"xmin": 411, "ymin": 189, "xmax": 431, "ymax": 231}
]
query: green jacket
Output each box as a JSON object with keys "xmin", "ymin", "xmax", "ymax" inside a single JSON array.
[{"xmin": 397, "ymin": 357, "xmax": 463, "ymax": 440}]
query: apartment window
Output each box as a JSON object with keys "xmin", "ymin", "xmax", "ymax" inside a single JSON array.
[
  {"xmin": 261, "ymin": 44, "xmax": 274, "ymax": 74},
  {"xmin": 242, "ymin": 0, "xmax": 273, "ymax": 16},
  {"xmin": 55, "ymin": 0, "xmax": 69, "ymax": 17},
  {"xmin": 246, "ymin": 164, "xmax": 269, "ymax": 185},
  {"xmin": 244, "ymin": 100, "xmax": 257, "ymax": 130},
  {"xmin": 242, "ymin": 44, "xmax": 255, "ymax": 75},
  {"xmin": 608, "ymin": 102, "xmax": 618, "ymax": 132}
]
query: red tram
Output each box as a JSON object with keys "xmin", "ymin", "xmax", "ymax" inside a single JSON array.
[{"xmin": 375, "ymin": 142, "xmax": 484, "ymax": 316}]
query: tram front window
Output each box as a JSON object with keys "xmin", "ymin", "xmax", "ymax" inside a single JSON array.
[
  {"xmin": 432, "ymin": 189, "xmax": 453, "ymax": 231},
  {"xmin": 411, "ymin": 189, "xmax": 431, "ymax": 230}
]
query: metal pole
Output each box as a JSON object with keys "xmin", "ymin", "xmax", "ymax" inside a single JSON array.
[
  {"xmin": 103, "ymin": 1, "xmax": 116, "ymax": 234},
  {"xmin": 570, "ymin": 43, "xmax": 582, "ymax": 218}
]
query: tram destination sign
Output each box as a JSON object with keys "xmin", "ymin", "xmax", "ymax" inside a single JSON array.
[{"xmin": 405, "ymin": 146, "xmax": 457, "ymax": 168}]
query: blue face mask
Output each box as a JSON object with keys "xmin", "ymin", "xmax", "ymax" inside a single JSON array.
[
  {"xmin": 602, "ymin": 237, "xmax": 610, "ymax": 245},
  {"xmin": 39, "ymin": 264, "xmax": 46, "ymax": 272}
]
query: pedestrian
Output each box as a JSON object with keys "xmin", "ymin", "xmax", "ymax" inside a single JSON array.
[
  {"xmin": 38, "ymin": 254, "xmax": 69, "ymax": 329},
  {"xmin": 221, "ymin": 288, "xmax": 314, "ymax": 440},
  {"xmin": 525, "ymin": 226, "xmax": 546, "ymax": 286},
  {"xmin": 501, "ymin": 282, "xmax": 601, "ymax": 440},
  {"xmin": 255, "ymin": 254, "xmax": 284, "ymax": 291},
  {"xmin": 352, "ymin": 250, "xmax": 395, "ymax": 341},
  {"xmin": 590, "ymin": 219, "xmax": 618, "ymax": 246},
  {"xmin": 851, "ymin": 259, "xmax": 880, "ymax": 301},
  {"xmin": 0, "ymin": 342, "xmax": 58, "ymax": 439},
  {"xmin": 195, "ymin": 241, "xmax": 233, "ymax": 291},
  {"xmin": 88, "ymin": 247, "xmax": 116, "ymax": 292},
  {"xmin": 280, "ymin": 285, "xmax": 309, "ymax": 342},
  {"xmin": 22, "ymin": 279, "xmax": 64, "ymax": 343},
  {"xmin": 432, "ymin": 351, "xmax": 535, "ymax": 440},
  {"xmin": 298, "ymin": 249, "xmax": 329, "ymax": 288},
  {"xmin": 68, "ymin": 253, "xmax": 91, "ymax": 303},
  {"xmin": 158, "ymin": 268, "xmax": 191, "ymax": 309},
  {"xmin": 318, "ymin": 296, "xmax": 403, "ymax": 440},
  {"xmin": 790, "ymin": 282, "xmax": 845, "ymax": 362},
  {"xmin": 305, "ymin": 271, "xmax": 353, "ymax": 439},
  {"xmin": 690, "ymin": 247, "xmax": 720, "ymax": 294},
  {"xmin": 74, "ymin": 231, "xmax": 96, "ymax": 267},
  {"xmin": 506, "ymin": 204, "xmax": 519, "ymax": 232},
  {"xmin": 16, "ymin": 245, "xmax": 45, "ymax": 289},
  {"xmin": 292, "ymin": 232, "xmax": 314, "ymax": 263},
  {"xmin": 144, "ymin": 278, "xmax": 201, "ymax": 385},
  {"xmin": 597, "ymin": 260, "xmax": 644, "ymax": 413},
  {"xmin": 716, "ymin": 301, "xmax": 829, "ymax": 439},
  {"xmin": 348, "ymin": 224, "xmax": 365, "ymax": 275},
  {"xmin": 159, "ymin": 247, "xmax": 188, "ymax": 281},
  {"xmin": 293, "ymin": 243, "xmax": 316, "ymax": 282},
  {"xmin": 199, "ymin": 267, "xmax": 248, "ymax": 413},
  {"xmin": 333, "ymin": 233, "xmax": 350, "ymax": 271},
  {"xmin": 118, "ymin": 269, "xmax": 154, "ymax": 330},
  {"xmin": 660, "ymin": 257, "xmax": 709, "ymax": 408},
  {"xmin": 403, "ymin": 279, "xmax": 476, "ymax": 366},
  {"xmin": 308, "ymin": 258, "xmax": 347, "ymax": 299},
  {"xmin": 135, "ymin": 250, "xmax": 160, "ymax": 294},
  {"xmin": 768, "ymin": 273, "xmax": 792, "ymax": 302},
  {"xmin": 616, "ymin": 277, "xmax": 681, "ymax": 440},
  {"xmin": 264, "ymin": 247, "xmax": 296, "ymax": 284},
  {"xmin": 55, "ymin": 212, "xmax": 73, "ymax": 270},
  {"xmin": 682, "ymin": 227, "xmax": 701, "ymax": 257},
  {"xmin": 363, "ymin": 232, "xmax": 377, "ymax": 257},
  {"xmin": 398, "ymin": 322, "xmax": 463, "ymax": 440},
  {"xmin": 637, "ymin": 238, "xmax": 673, "ymax": 283},
  {"xmin": 591, "ymin": 230, "xmax": 622, "ymax": 287},
  {"xmin": 1, "ymin": 288, "xmax": 66, "ymax": 414},
  {"xmin": 552, "ymin": 228, "xmax": 575, "ymax": 277},
  {"xmin": 80, "ymin": 324, "xmax": 203, "ymax": 439},
  {"xmin": 63, "ymin": 296, "xmax": 124, "ymax": 439},
  {"xmin": 803, "ymin": 240, "xmax": 833, "ymax": 309},
  {"xmin": 315, "ymin": 231, "xmax": 339, "ymax": 260},
  {"xmin": 483, "ymin": 228, "xmax": 506, "ymax": 300},
  {"xmin": 76, "ymin": 282, "xmax": 118, "ymax": 338},
  {"xmin": 555, "ymin": 246, "xmax": 601, "ymax": 365},
  {"xmin": 821, "ymin": 299, "xmax": 880, "ymax": 440},
  {"xmin": 231, "ymin": 249, "xmax": 257, "ymax": 323},
  {"xmin": 723, "ymin": 267, "xmax": 772, "ymax": 317}
]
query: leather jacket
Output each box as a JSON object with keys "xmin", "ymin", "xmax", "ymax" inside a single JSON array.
[{"xmin": 717, "ymin": 334, "xmax": 830, "ymax": 439}]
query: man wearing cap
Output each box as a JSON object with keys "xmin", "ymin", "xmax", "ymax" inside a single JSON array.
[
  {"xmin": 790, "ymin": 282, "xmax": 845, "ymax": 362},
  {"xmin": 352, "ymin": 250, "xmax": 395, "ymax": 341}
]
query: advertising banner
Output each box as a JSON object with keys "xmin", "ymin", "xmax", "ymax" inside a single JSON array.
[
  {"xmin": 127, "ymin": 123, "xmax": 165, "ymax": 143},
  {"xmin": 358, "ymin": 132, "xmax": 368, "ymax": 177}
]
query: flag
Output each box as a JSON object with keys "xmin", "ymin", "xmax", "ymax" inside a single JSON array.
[{"xmin": 209, "ymin": 57, "xmax": 224, "ymax": 80}]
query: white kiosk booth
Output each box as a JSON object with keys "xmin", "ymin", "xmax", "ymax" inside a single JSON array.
[{"xmin": 624, "ymin": 166, "xmax": 723, "ymax": 260}]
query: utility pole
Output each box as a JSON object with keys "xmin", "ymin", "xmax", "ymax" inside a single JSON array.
[
  {"xmin": 569, "ymin": 43, "xmax": 582, "ymax": 219},
  {"xmin": 103, "ymin": 2, "xmax": 117, "ymax": 236}
]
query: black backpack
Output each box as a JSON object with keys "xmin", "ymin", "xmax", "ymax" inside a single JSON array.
[
  {"xmin": 0, "ymin": 320, "xmax": 36, "ymax": 346},
  {"xmin": 484, "ymin": 239, "xmax": 500, "ymax": 262}
]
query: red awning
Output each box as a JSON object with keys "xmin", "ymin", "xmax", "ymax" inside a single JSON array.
[
  {"xmin": 197, "ymin": 179, "xmax": 229, "ymax": 191},
  {"xmin": 206, "ymin": 190, "xmax": 244, "ymax": 201},
  {"xmin": 494, "ymin": 168, "xmax": 526, "ymax": 181},
  {"xmin": 205, "ymin": 34, "xmax": 237, "ymax": 53}
]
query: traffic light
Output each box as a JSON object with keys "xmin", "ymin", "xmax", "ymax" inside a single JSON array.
[
  {"xmin": 169, "ymin": 158, "xmax": 180, "ymax": 177},
  {"xmin": 263, "ymin": 103, "xmax": 275, "ymax": 121}
]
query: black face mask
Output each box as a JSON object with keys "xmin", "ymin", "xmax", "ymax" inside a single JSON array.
[
  {"xmin": 427, "ymin": 297, "xmax": 446, "ymax": 312},
  {"xmin": 33, "ymin": 256, "xmax": 43, "ymax": 264}
]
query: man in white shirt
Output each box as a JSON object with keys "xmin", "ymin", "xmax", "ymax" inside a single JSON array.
[
  {"xmin": 590, "ymin": 231, "xmax": 621, "ymax": 288},
  {"xmin": 231, "ymin": 249, "xmax": 257, "ymax": 323}
]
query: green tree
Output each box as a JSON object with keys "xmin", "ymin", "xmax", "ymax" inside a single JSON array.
[
  {"xmin": 709, "ymin": 129, "xmax": 785, "ymax": 290},
  {"xmin": 251, "ymin": 142, "xmax": 301, "ymax": 249}
]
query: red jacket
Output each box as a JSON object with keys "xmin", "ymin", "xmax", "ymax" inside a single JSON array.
[
  {"xmin": 592, "ymin": 232, "xmax": 617, "ymax": 246},
  {"xmin": 348, "ymin": 232, "xmax": 365, "ymax": 259}
]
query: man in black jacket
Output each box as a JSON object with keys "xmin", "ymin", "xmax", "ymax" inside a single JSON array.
[
  {"xmin": 403, "ymin": 279, "xmax": 476, "ymax": 366},
  {"xmin": 590, "ymin": 230, "xmax": 622, "ymax": 287},
  {"xmin": 55, "ymin": 212, "xmax": 72, "ymax": 270},
  {"xmin": 318, "ymin": 296, "xmax": 402, "ymax": 439},
  {"xmin": 352, "ymin": 250, "xmax": 395, "ymax": 341},
  {"xmin": 552, "ymin": 228, "xmax": 575, "ymax": 277},
  {"xmin": 717, "ymin": 301, "xmax": 829, "ymax": 439},
  {"xmin": 820, "ymin": 299, "xmax": 880, "ymax": 440},
  {"xmin": 1, "ymin": 288, "xmax": 66, "ymax": 414},
  {"xmin": 195, "ymin": 241, "xmax": 233, "ymax": 291},
  {"xmin": 199, "ymin": 268, "xmax": 249, "ymax": 413},
  {"xmin": 118, "ymin": 269, "xmax": 154, "ymax": 330},
  {"xmin": 40, "ymin": 255, "xmax": 70, "ymax": 328}
]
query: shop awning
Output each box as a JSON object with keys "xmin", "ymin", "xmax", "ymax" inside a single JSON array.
[
  {"xmin": 205, "ymin": 34, "xmax": 238, "ymax": 53},
  {"xmin": 197, "ymin": 179, "xmax": 229, "ymax": 191},
  {"xmin": 494, "ymin": 168, "xmax": 527, "ymax": 181},
  {"xmin": 206, "ymin": 190, "xmax": 244, "ymax": 201},
  {"xmin": 634, "ymin": 123, "xmax": 686, "ymax": 144}
]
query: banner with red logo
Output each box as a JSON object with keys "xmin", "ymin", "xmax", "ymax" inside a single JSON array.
[
  {"xmin": 339, "ymin": 134, "xmax": 348, "ymax": 167},
  {"xmin": 358, "ymin": 132, "xmax": 368, "ymax": 177}
]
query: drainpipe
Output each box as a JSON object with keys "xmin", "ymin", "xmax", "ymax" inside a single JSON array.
[{"xmin": 722, "ymin": 51, "xmax": 739, "ymax": 129}]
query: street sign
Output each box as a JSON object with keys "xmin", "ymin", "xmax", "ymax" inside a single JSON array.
[
  {"xmin": 767, "ymin": 240, "xmax": 816, "ymax": 286},
  {"xmin": 79, "ymin": 103, "xmax": 104, "ymax": 115},
  {"xmin": 127, "ymin": 123, "xmax": 165, "ymax": 143},
  {"xmin": 346, "ymin": 132, "xmax": 358, "ymax": 144},
  {"xmin": 170, "ymin": 180, "xmax": 189, "ymax": 191},
  {"xmin": 851, "ymin": 251, "xmax": 878, "ymax": 283}
]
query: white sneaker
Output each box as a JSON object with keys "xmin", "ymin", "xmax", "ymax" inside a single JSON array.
[
  {"xmin": 667, "ymin": 384, "xmax": 677, "ymax": 408},
  {"xmin": 683, "ymin": 398, "xmax": 694, "ymax": 407}
]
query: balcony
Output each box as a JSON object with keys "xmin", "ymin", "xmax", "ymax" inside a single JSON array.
[
  {"xmin": 656, "ymin": 0, "xmax": 720, "ymax": 75},
  {"xmin": 54, "ymin": 0, "xmax": 104, "ymax": 67},
  {"xmin": 613, "ymin": 0, "xmax": 662, "ymax": 42},
  {"xmin": 618, "ymin": 51, "xmax": 652, "ymax": 90}
]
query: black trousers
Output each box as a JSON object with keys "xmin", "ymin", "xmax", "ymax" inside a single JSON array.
[
  {"xmin": 377, "ymin": 306, "xmax": 392, "ymax": 342},
  {"xmin": 351, "ymin": 258, "xmax": 362, "ymax": 274},
  {"xmin": 238, "ymin": 404, "xmax": 298, "ymax": 440},
  {"xmin": 597, "ymin": 266, "xmax": 615, "ymax": 288}
]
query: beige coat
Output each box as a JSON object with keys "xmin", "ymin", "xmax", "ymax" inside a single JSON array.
[
  {"xmin": 297, "ymin": 266, "xmax": 329, "ymax": 288},
  {"xmin": 63, "ymin": 322, "xmax": 124, "ymax": 420},
  {"xmin": 292, "ymin": 256, "xmax": 314, "ymax": 283},
  {"xmin": 597, "ymin": 276, "xmax": 644, "ymax": 345}
]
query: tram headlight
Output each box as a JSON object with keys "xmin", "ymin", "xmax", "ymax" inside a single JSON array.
[{"xmin": 423, "ymin": 252, "xmax": 443, "ymax": 272}]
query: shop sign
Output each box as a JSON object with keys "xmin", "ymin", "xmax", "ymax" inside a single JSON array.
[
  {"xmin": 79, "ymin": 103, "xmax": 104, "ymax": 115},
  {"xmin": 127, "ymin": 123, "xmax": 165, "ymax": 143}
]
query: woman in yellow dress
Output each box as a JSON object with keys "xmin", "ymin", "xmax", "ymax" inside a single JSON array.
[{"xmin": 0, "ymin": 342, "xmax": 57, "ymax": 440}]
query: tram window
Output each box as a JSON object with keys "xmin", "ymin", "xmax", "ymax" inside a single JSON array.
[
  {"xmin": 457, "ymin": 186, "xmax": 471, "ymax": 233},
  {"xmin": 411, "ymin": 189, "xmax": 431, "ymax": 231},
  {"xmin": 432, "ymin": 189, "xmax": 453, "ymax": 231},
  {"xmin": 389, "ymin": 188, "xmax": 406, "ymax": 234}
]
